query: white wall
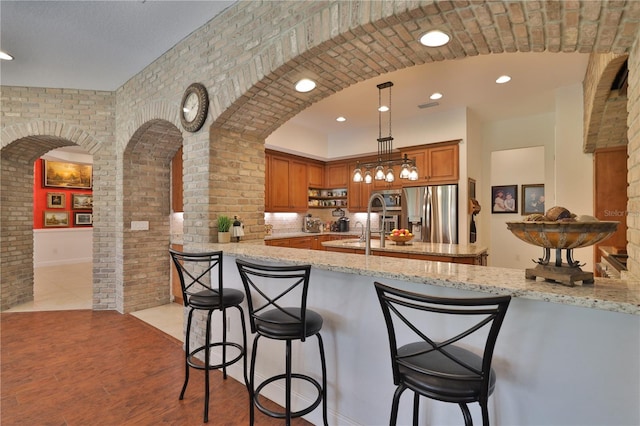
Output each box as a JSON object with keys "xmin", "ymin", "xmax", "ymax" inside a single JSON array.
[
  {"xmin": 554, "ymin": 84, "xmax": 594, "ymax": 270},
  {"xmin": 481, "ymin": 112, "xmax": 556, "ymax": 268},
  {"xmin": 34, "ymin": 228, "xmax": 93, "ymax": 267},
  {"xmin": 490, "ymin": 147, "xmax": 546, "ymax": 268},
  {"xmin": 266, "ymin": 121, "xmax": 329, "ymax": 160}
]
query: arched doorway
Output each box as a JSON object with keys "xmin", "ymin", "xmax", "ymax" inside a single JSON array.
[
  {"xmin": 1, "ymin": 129, "xmax": 102, "ymax": 311},
  {"xmin": 121, "ymin": 119, "xmax": 183, "ymax": 313}
]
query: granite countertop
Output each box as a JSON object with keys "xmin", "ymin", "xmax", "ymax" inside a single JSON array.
[
  {"xmin": 322, "ymin": 238, "xmax": 488, "ymax": 257},
  {"xmin": 193, "ymin": 240, "xmax": 639, "ymax": 315},
  {"xmin": 264, "ymin": 231, "xmax": 360, "ymax": 240}
]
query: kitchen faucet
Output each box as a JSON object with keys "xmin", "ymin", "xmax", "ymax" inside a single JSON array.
[
  {"xmin": 366, "ymin": 193, "xmax": 386, "ymax": 255},
  {"xmin": 354, "ymin": 221, "xmax": 365, "ymax": 242}
]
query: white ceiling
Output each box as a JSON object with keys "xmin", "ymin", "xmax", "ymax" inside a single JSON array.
[
  {"xmin": 1, "ymin": 1, "xmax": 590, "ymax": 134},
  {"xmin": 0, "ymin": 1, "xmax": 235, "ymax": 91}
]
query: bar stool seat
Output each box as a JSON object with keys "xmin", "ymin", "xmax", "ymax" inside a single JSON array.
[
  {"xmin": 374, "ymin": 281, "xmax": 511, "ymax": 426},
  {"xmin": 236, "ymin": 259, "xmax": 328, "ymax": 426},
  {"xmin": 169, "ymin": 249, "xmax": 248, "ymax": 423}
]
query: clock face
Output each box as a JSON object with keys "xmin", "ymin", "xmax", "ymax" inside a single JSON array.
[
  {"xmin": 180, "ymin": 83, "xmax": 209, "ymax": 132},
  {"xmin": 183, "ymin": 92, "xmax": 199, "ymax": 122}
]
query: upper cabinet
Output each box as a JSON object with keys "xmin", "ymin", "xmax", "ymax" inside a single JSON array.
[
  {"xmin": 265, "ymin": 140, "xmax": 459, "ymax": 213},
  {"xmin": 265, "ymin": 151, "xmax": 308, "ymax": 212},
  {"xmin": 308, "ymin": 162, "xmax": 325, "ymax": 188},
  {"xmin": 325, "ymin": 162, "xmax": 349, "ymax": 188},
  {"xmin": 402, "ymin": 141, "xmax": 459, "ymax": 185},
  {"xmin": 347, "ymin": 160, "xmax": 372, "ymax": 212}
]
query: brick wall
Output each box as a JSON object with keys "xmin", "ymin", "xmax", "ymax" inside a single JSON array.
[
  {"xmin": 0, "ymin": 87, "xmax": 115, "ymax": 311},
  {"xmin": 2, "ymin": 1, "xmax": 640, "ymax": 312},
  {"xmin": 627, "ymin": 38, "xmax": 640, "ymax": 277}
]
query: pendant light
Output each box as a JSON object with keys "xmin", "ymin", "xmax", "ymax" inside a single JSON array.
[{"xmin": 352, "ymin": 81, "xmax": 418, "ymax": 184}]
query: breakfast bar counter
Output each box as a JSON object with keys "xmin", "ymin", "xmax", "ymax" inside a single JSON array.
[{"xmin": 186, "ymin": 240, "xmax": 639, "ymax": 425}]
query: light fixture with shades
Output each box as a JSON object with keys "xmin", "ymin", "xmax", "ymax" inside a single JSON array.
[{"xmin": 352, "ymin": 81, "xmax": 418, "ymax": 184}]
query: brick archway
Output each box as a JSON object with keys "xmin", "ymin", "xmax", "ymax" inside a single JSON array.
[
  {"xmin": 119, "ymin": 119, "xmax": 183, "ymax": 313},
  {"xmin": 210, "ymin": 1, "xmax": 640, "ymax": 140},
  {"xmin": 0, "ymin": 124, "xmax": 102, "ymax": 310}
]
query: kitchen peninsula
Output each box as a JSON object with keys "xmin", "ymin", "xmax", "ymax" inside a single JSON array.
[
  {"xmin": 322, "ymin": 238, "xmax": 488, "ymax": 265},
  {"xmin": 193, "ymin": 240, "xmax": 639, "ymax": 426}
]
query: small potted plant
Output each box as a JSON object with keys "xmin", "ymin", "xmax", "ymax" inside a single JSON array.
[{"xmin": 217, "ymin": 215, "xmax": 232, "ymax": 243}]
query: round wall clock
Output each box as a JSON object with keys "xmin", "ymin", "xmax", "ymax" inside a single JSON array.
[{"xmin": 180, "ymin": 83, "xmax": 209, "ymax": 132}]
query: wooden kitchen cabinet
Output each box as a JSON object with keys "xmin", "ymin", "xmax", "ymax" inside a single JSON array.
[
  {"xmin": 265, "ymin": 151, "xmax": 308, "ymax": 212},
  {"xmin": 325, "ymin": 162, "xmax": 349, "ymax": 187},
  {"xmin": 594, "ymin": 146, "xmax": 628, "ymax": 268},
  {"xmin": 170, "ymin": 243, "xmax": 184, "ymax": 304},
  {"xmin": 402, "ymin": 140, "xmax": 459, "ymax": 185},
  {"xmin": 347, "ymin": 160, "xmax": 373, "ymax": 212},
  {"xmin": 265, "ymin": 238, "xmax": 291, "ymax": 247},
  {"xmin": 171, "ymin": 147, "xmax": 183, "ymax": 212},
  {"xmin": 308, "ymin": 162, "xmax": 325, "ymax": 187}
]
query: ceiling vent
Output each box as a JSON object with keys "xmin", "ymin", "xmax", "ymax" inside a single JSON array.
[{"xmin": 418, "ymin": 101, "xmax": 439, "ymax": 109}]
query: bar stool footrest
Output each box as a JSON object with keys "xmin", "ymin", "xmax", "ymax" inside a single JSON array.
[
  {"xmin": 186, "ymin": 342, "xmax": 244, "ymax": 370},
  {"xmin": 254, "ymin": 373, "xmax": 323, "ymax": 419}
]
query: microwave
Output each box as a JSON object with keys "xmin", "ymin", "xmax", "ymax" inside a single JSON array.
[{"xmin": 370, "ymin": 189, "xmax": 402, "ymax": 212}]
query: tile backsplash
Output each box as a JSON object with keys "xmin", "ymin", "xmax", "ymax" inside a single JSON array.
[{"xmin": 265, "ymin": 210, "xmax": 378, "ymax": 235}]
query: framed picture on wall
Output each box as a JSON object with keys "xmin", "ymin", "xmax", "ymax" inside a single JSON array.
[
  {"xmin": 46, "ymin": 192, "xmax": 65, "ymax": 208},
  {"xmin": 43, "ymin": 211, "xmax": 70, "ymax": 227},
  {"xmin": 43, "ymin": 160, "xmax": 92, "ymax": 189},
  {"xmin": 522, "ymin": 184, "xmax": 545, "ymax": 215},
  {"xmin": 72, "ymin": 193, "xmax": 93, "ymax": 210},
  {"xmin": 491, "ymin": 185, "xmax": 518, "ymax": 214},
  {"xmin": 74, "ymin": 212, "xmax": 93, "ymax": 226}
]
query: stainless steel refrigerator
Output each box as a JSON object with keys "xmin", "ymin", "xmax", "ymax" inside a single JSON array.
[{"xmin": 402, "ymin": 185, "xmax": 458, "ymax": 244}]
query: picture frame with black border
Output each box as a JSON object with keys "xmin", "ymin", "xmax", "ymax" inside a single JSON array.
[
  {"xmin": 74, "ymin": 212, "xmax": 93, "ymax": 226},
  {"xmin": 521, "ymin": 184, "xmax": 545, "ymax": 215},
  {"xmin": 491, "ymin": 185, "xmax": 518, "ymax": 214},
  {"xmin": 46, "ymin": 192, "xmax": 65, "ymax": 209}
]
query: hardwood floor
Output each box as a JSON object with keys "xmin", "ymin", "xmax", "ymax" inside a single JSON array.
[{"xmin": 1, "ymin": 310, "xmax": 311, "ymax": 425}]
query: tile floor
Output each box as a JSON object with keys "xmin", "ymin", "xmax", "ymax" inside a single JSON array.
[{"xmin": 5, "ymin": 262, "xmax": 184, "ymax": 342}]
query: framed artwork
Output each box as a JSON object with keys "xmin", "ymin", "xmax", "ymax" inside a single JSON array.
[
  {"xmin": 468, "ymin": 178, "xmax": 476, "ymax": 198},
  {"xmin": 43, "ymin": 211, "xmax": 70, "ymax": 227},
  {"xmin": 46, "ymin": 192, "xmax": 65, "ymax": 209},
  {"xmin": 74, "ymin": 212, "xmax": 93, "ymax": 226},
  {"xmin": 72, "ymin": 193, "xmax": 93, "ymax": 210},
  {"xmin": 43, "ymin": 159, "xmax": 92, "ymax": 189},
  {"xmin": 491, "ymin": 185, "xmax": 518, "ymax": 214},
  {"xmin": 522, "ymin": 184, "xmax": 545, "ymax": 215}
]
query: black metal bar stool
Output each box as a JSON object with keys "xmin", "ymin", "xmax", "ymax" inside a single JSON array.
[
  {"xmin": 374, "ymin": 282, "xmax": 511, "ymax": 426},
  {"xmin": 169, "ymin": 249, "xmax": 248, "ymax": 423},
  {"xmin": 235, "ymin": 259, "xmax": 328, "ymax": 426}
]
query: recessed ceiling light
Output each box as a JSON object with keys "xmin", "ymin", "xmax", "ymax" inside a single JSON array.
[
  {"xmin": 419, "ymin": 30, "xmax": 450, "ymax": 47},
  {"xmin": 430, "ymin": 92, "xmax": 443, "ymax": 100},
  {"xmin": 496, "ymin": 75, "xmax": 511, "ymax": 84},
  {"xmin": 295, "ymin": 78, "xmax": 316, "ymax": 92},
  {"xmin": 0, "ymin": 50, "xmax": 14, "ymax": 61},
  {"xmin": 336, "ymin": 116, "xmax": 346, "ymax": 122},
  {"xmin": 378, "ymin": 105, "xmax": 389, "ymax": 112}
]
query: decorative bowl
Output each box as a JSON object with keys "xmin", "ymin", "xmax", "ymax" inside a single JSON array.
[
  {"xmin": 506, "ymin": 221, "xmax": 619, "ymax": 249},
  {"xmin": 387, "ymin": 234, "xmax": 414, "ymax": 245}
]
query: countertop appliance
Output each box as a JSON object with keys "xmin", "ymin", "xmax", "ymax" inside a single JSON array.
[
  {"xmin": 402, "ymin": 184, "xmax": 458, "ymax": 244},
  {"xmin": 303, "ymin": 215, "xmax": 322, "ymax": 233},
  {"xmin": 338, "ymin": 217, "xmax": 350, "ymax": 232}
]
